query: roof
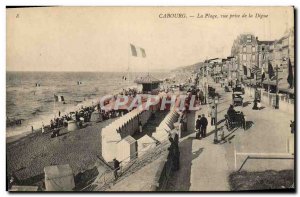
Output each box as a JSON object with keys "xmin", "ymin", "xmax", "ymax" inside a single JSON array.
[
  {"xmin": 137, "ymin": 134, "xmax": 156, "ymax": 143},
  {"xmin": 44, "ymin": 164, "xmax": 73, "ymax": 180},
  {"xmin": 134, "ymin": 75, "xmax": 162, "ymax": 84},
  {"xmin": 122, "ymin": 135, "xmax": 136, "ymax": 144}
]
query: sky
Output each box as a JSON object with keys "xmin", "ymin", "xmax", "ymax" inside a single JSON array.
[{"xmin": 6, "ymin": 6, "xmax": 294, "ymax": 72}]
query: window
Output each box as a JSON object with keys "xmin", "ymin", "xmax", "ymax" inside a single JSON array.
[
  {"xmin": 252, "ymin": 46, "xmax": 256, "ymax": 52},
  {"xmin": 243, "ymin": 46, "xmax": 246, "ymax": 53},
  {"xmin": 247, "ymin": 35, "xmax": 252, "ymax": 43},
  {"xmin": 243, "ymin": 54, "xmax": 247, "ymax": 61},
  {"xmin": 252, "ymin": 54, "xmax": 256, "ymax": 61}
]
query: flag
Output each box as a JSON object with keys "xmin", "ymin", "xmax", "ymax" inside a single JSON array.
[
  {"xmin": 287, "ymin": 59, "xmax": 294, "ymax": 88},
  {"xmin": 140, "ymin": 48, "xmax": 146, "ymax": 58},
  {"xmin": 130, "ymin": 44, "xmax": 137, "ymax": 56},
  {"xmin": 130, "ymin": 44, "xmax": 146, "ymax": 58},
  {"xmin": 268, "ymin": 61, "xmax": 275, "ymax": 79},
  {"xmin": 54, "ymin": 94, "xmax": 64, "ymax": 102}
]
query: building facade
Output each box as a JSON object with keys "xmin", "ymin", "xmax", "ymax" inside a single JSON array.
[
  {"xmin": 231, "ymin": 28, "xmax": 294, "ymax": 79},
  {"xmin": 231, "ymin": 34, "xmax": 259, "ymax": 79}
]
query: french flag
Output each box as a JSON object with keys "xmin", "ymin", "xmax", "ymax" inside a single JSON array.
[{"xmin": 130, "ymin": 44, "xmax": 146, "ymax": 58}]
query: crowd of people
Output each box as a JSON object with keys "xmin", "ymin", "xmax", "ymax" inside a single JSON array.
[
  {"xmin": 44, "ymin": 87, "xmax": 141, "ymax": 135},
  {"xmin": 48, "ymin": 106, "xmax": 94, "ymax": 132}
]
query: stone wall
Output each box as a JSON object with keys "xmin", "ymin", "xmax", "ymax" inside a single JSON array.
[{"xmin": 244, "ymin": 86, "xmax": 294, "ymax": 115}]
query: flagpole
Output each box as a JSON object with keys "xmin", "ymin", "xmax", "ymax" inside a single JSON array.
[
  {"xmin": 53, "ymin": 95, "xmax": 56, "ymax": 118},
  {"xmin": 128, "ymin": 44, "xmax": 130, "ymax": 86},
  {"xmin": 127, "ymin": 18, "xmax": 130, "ymax": 87}
]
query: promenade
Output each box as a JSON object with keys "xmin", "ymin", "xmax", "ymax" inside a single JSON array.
[{"xmin": 166, "ymin": 77, "xmax": 294, "ymax": 191}]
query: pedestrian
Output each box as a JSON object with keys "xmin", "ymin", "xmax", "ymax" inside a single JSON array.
[
  {"xmin": 241, "ymin": 112, "xmax": 246, "ymax": 130},
  {"xmin": 50, "ymin": 119, "xmax": 54, "ymax": 130},
  {"xmin": 195, "ymin": 115, "xmax": 201, "ymax": 139},
  {"xmin": 290, "ymin": 120, "xmax": 295, "ymax": 134},
  {"xmin": 168, "ymin": 137, "xmax": 178, "ymax": 171},
  {"xmin": 210, "ymin": 106, "xmax": 216, "ymax": 126},
  {"xmin": 41, "ymin": 122, "xmax": 45, "ymax": 133},
  {"xmin": 58, "ymin": 111, "xmax": 61, "ymax": 117},
  {"xmin": 31, "ymin": 125, "xmax": 34, "ymax": 133},
  {"xmin": 252, "ymin": 99, "xmax": 258, "ymax": 110},
  {"xmin": 113, "ymin": 158, "xmax": 121, "ymax": 180},
  {"xmin": 200, "ymin": 114, "xmax": 208, "ymax": 138},
  {"xmin": 253, "ymin": 88, "xmax": 260, "ymax": 110},
  {"xmin": 181, "ymin": 112, "xmax": 187, "ymax": 132},
  {"xmin": 227, "ymin": 104, "xmax": 236, "ymax": 116}
]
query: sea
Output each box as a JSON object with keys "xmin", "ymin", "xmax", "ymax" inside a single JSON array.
[{"xmin": 6, "ymin": 71, "xmax": 170, "ymax": 138}]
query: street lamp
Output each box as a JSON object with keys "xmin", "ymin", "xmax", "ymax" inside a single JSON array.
[{"xmin": 213, "ymin": 96, "xmax": 219, "ymax": 144}]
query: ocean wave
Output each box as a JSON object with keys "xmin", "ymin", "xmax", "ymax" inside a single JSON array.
[
  {"xmin": 31, "ymin": 108, "xmax": 43, "ymax": 115},
  {"xmin": 6, "ymin": 71, "xmax": 168, "ymax": 138}
]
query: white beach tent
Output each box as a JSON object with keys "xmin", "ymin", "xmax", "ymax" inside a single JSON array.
[
  {"xmin": 137, "ymin": 135, "xmax": 156, "ymax": 158},
  {"xmin": 44, "ymin": 164, "xmax": 75, "ymax": 191},
  {"xmin": 101, "ymin": 125, "xmax": 122, "ymax": 162},
  {"xmin": 117, "ymin": 135, "xmax": 137, "ymax": 164}
]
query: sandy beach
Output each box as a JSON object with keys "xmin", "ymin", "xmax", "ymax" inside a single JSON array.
[
  {"xmin": 6, "ymin": 71, "xmax": 187, "ymax": 190},
  {"xmin": 6, "ymin": 118, "xmax": 116, "ymax": 188}
]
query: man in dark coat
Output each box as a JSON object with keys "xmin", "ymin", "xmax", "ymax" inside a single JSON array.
[
  {"xmin": 200, "ymin": 114, "xmax": 208, "ymax": 138},
  {"xmin": 195, "ymin": 115, "xmax": 201, "ymax": 139}
]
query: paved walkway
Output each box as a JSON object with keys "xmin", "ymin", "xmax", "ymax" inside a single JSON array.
[
  {"xmin": 189, "ymin": 82, "xmax": 230, "ymax": 191},
  {"xmin": 166, "ymin": 77, "xmax": 294, "ymax": 191},
  {"xmin": 225, "ymin": 89, "xmax": 294, "ymax": 172},
  {"xmin": 166, "ymin": 79, "xmax": 231, "ymax": 191}
]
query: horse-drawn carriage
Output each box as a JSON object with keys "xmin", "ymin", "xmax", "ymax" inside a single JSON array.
[
  {"xmin": 232, "ymin": 84, "xmax": 245, "ymax": 94},
  {"xmin": 224, "ymin": 111, "xmax": 245, "ymax": 130},
  {"xmin": 208, "ymin": 86, "xmax": 216, "ymax": 98}
]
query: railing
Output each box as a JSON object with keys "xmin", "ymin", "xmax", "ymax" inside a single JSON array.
[
  {"xmin": 234, "ymin": 142, "xmax": 294, "ymax": 171},
  {"xmin": 84, "ymin": 133, "xmax": 171, "ymax": 191}
]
